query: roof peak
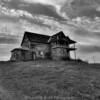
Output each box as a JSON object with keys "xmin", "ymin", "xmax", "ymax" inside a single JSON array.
[
  {"xmin": 24, "ymin": 31, "xmax": 67, "ymax": 37},
  {"xmin": 21, "ymin": 31, "xmax": 76, "ymax": 45},
  {"xmin": 52, "ymin": 31, "xmax": 65, "ymax": 37},
  {"xmin": 25, "ymin": 31, "xmax": 50, "ymax": 37}
]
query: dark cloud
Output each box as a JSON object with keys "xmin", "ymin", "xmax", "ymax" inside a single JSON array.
[
  {"xmin": 61, "ymin": 0, "xmax": 100, "ymax": 19},
  {"xmin": 20, "ymin": 3, "xmax": 65, "ymax": 21},
  {"xmin": 0, "ymin": 0, "xmax": 20, "ymax": 8},
  {"xmin": 2, "ymin": 0, "xmax": 100, "ymax": 20},
  {"xmin": 0, "ymin": 43, "xmax": 16, "ymax": 60},
  {"xmin": 0, "ymin": 16, "xmax": 19, "ymax": 22},
  {"xmin": 77, "ymin": 8, "xmax": 100, "ymax": 19},
  {"xmin": 0, "ymin": 35, "xmax": 19, "ymax": 44},
  {"xmin": 70, "ymin": 0, "xmax": 100, "ymax": 7},
  {"xmin": 79, "ymin": 45, "xmax": 100, "ymax": 54},
  {"xmin": 1, "ymin": 0, "xmax": 65, "ymax": 21},
  {"xmin": 93, "ymin": 32, "xmax": 100, "ymax": 37},
  {"xmin": 0, "ymin": 46, "xmax": 10, "ymax": 55},
  {"xmin": 74, "ymin": 28, "xmax": 100, "ymax": 39},
  {"xmin": 74, "ymin": 28, "xmax": 90, "ymax": 37}
]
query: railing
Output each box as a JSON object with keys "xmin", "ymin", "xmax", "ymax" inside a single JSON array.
[
  {"xmin": 52, "ymin": 45, "xmax": 76, "ymax": 50},
  {"xmin": 21, "ymin": 46, "xmax": 35, "ymax": 52}
]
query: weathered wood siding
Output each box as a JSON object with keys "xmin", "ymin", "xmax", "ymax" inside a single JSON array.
[
  {"xmin": 51, "ymin": 43, "xmax": 70, "ymax": 60},
  {"xmin": 24, "ymin": 51, "xmax": 35, "ymax": 60},
  {"xmin": 21, "ymin": 34, "xmax": 30, "ymax": 49},
  {"xmin": 34, "ymin": 44, "xmax": 50, "ymax": 59},
  {"xmin": 10, "ymin": 50, "xmax": 24, "ymax": 61},
  {"xmin": 10, "ymin": 50, "xmax": 36, "ymax": 61}
]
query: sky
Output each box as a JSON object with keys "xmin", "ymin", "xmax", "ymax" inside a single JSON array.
[{"xmin": 0, "ymin": 0, "xmax": 100, "ymax": 63}]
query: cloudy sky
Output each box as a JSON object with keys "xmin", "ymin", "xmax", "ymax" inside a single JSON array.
[{"xmin": 0, "ymin": 0, "xmax": 100, "ymax": 63}]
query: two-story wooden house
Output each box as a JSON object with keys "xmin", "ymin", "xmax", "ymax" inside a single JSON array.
[{"xmin": 10, "ymin": 31, "xmax": 77, "ymax": 61}]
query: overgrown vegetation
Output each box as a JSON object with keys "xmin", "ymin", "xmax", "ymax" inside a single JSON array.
[{"xmin": 0, "ymin": 60, "xmax": 100, "ymax": 100}]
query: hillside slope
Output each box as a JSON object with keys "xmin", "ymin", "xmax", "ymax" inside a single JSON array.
[{"xmin": 0, "ymin": 61, "xmax": 100, "ymax": 100}]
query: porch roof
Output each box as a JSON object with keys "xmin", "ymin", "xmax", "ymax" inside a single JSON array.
[{"xmin": 11, "ymin": 48, "xmax": 34, "ymax": 52}]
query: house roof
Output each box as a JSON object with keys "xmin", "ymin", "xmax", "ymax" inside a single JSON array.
[
  {"xmin": 51, "ymin": 31, "xmax": 65, "ymax": 38},
  {"xmin": 21, "ymin": 31, "xmax": 76, "ymax": 46},
  {"xmin": 48, "ymin": 31, "xmax": 76, "ymax": 44},
  {"xmin": 65, "ymin": 36, "xmax": 76, "ymax": 44},
  {"xmin": 11, "ymin": 48, "xmax": 33, "ymax": 52},
  {"xmin": 21, "ymin": 31, "xmax": 50, "ymax": 46}
]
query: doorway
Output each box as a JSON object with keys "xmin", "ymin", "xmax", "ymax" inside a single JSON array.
[{"xmin": 31, "ymin": 52, "xmax": 36, "ymax": 60}]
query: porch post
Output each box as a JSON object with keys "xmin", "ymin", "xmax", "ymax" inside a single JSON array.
[{"xmin": 74, "ymin": 44, "xmax": 76, "ymax": 60}]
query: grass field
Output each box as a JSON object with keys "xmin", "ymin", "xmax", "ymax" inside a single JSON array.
[{"xmin": 0, "ymin": 60, "xmax": 100, "ymax": 100}]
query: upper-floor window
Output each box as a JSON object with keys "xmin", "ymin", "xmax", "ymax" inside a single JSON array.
[{"xmin": 30, "ymin": 44, "xmax": 35, "ymax": 49}]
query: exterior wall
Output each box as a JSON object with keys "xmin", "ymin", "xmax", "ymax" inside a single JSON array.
[
  {"xmin": 51, "ymin": 43, "xmax": 70, "ymax": 60},
  {"xmin": 34, "ymin": 44, "xmax": 50, "ymax": 59},
  {"xmin": 21, "ymin": 35, "xmax": 30, "ymax": 49},
  {"xmin": 10, "ymin": 43, "xmax": 50, "ymax": 61},
  {"xmin": 10, "ymin": 50, "xmax": 36, "ymax": 61},
  {"xmin": 24, "ymin": 51, "xmax": 36, "ymax": 61},
  {"xmin": 10, "ymin": 50, "xmax": 24, "ymax": 61}
]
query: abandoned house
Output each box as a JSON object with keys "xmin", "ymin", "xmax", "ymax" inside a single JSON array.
[{"xmin": 10, "ymin": 31, "xmax": 77, "ymax": 61}]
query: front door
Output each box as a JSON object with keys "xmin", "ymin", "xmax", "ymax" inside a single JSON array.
[
  {"xmin": 31, "ymin": 52, "xmax": 36, "ymax": 60},
  {"xmin": 38, "ymin": 51, "xmax": 44, "ymax": 59}
]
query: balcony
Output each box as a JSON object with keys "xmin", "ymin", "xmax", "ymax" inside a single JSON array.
[{"xmin": 52, "ymin": 44, "xmax": 76, "ymax": 50}]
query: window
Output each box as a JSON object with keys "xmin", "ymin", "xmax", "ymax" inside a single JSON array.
[
  {"xmin": 14, "ymin": 53, "xmax": 17, "ymax": 58},
  {"xmin": 38, "ymin": 51, "xmax": 44, "ymax": 58},
  {"xmin": 38, "ymin": 51, "xmax": 43, "ymax": 55}
]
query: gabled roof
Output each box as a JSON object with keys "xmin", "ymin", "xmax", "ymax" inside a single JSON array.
[
  {"xmin": 52, "ymin": 31, "xmax": 65, "ymax": 38},
  {"xmin": 21, "ymin": 31, "xmax": 76, "ymax": 46},
  {"xmin": 48, "ymin": 31, "xmax": 76, "ymax": 44},
  {"xmin": 65, "ymin": 36, "xmax": 76, "ymax": 44},
  {"xmin": 21, "ymin": 31, "xmax": 50, "ymax": 46},
  {"xmin": 48, "ymin": 31, "xmax": 65, "ymax": 42},
  {"xmin": 11, "ymin": 48, "xmax": 31, "ymax": 52}
]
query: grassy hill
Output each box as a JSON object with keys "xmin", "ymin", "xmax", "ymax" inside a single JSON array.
[{"xmin": 0, "ymin": 60, "xmax": 100, "ymax": 100}]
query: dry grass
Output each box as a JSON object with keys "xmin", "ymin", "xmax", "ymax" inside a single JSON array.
[{"xmin": 0, "ymin": 60, "xmax": 100, "ymax": 100}]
